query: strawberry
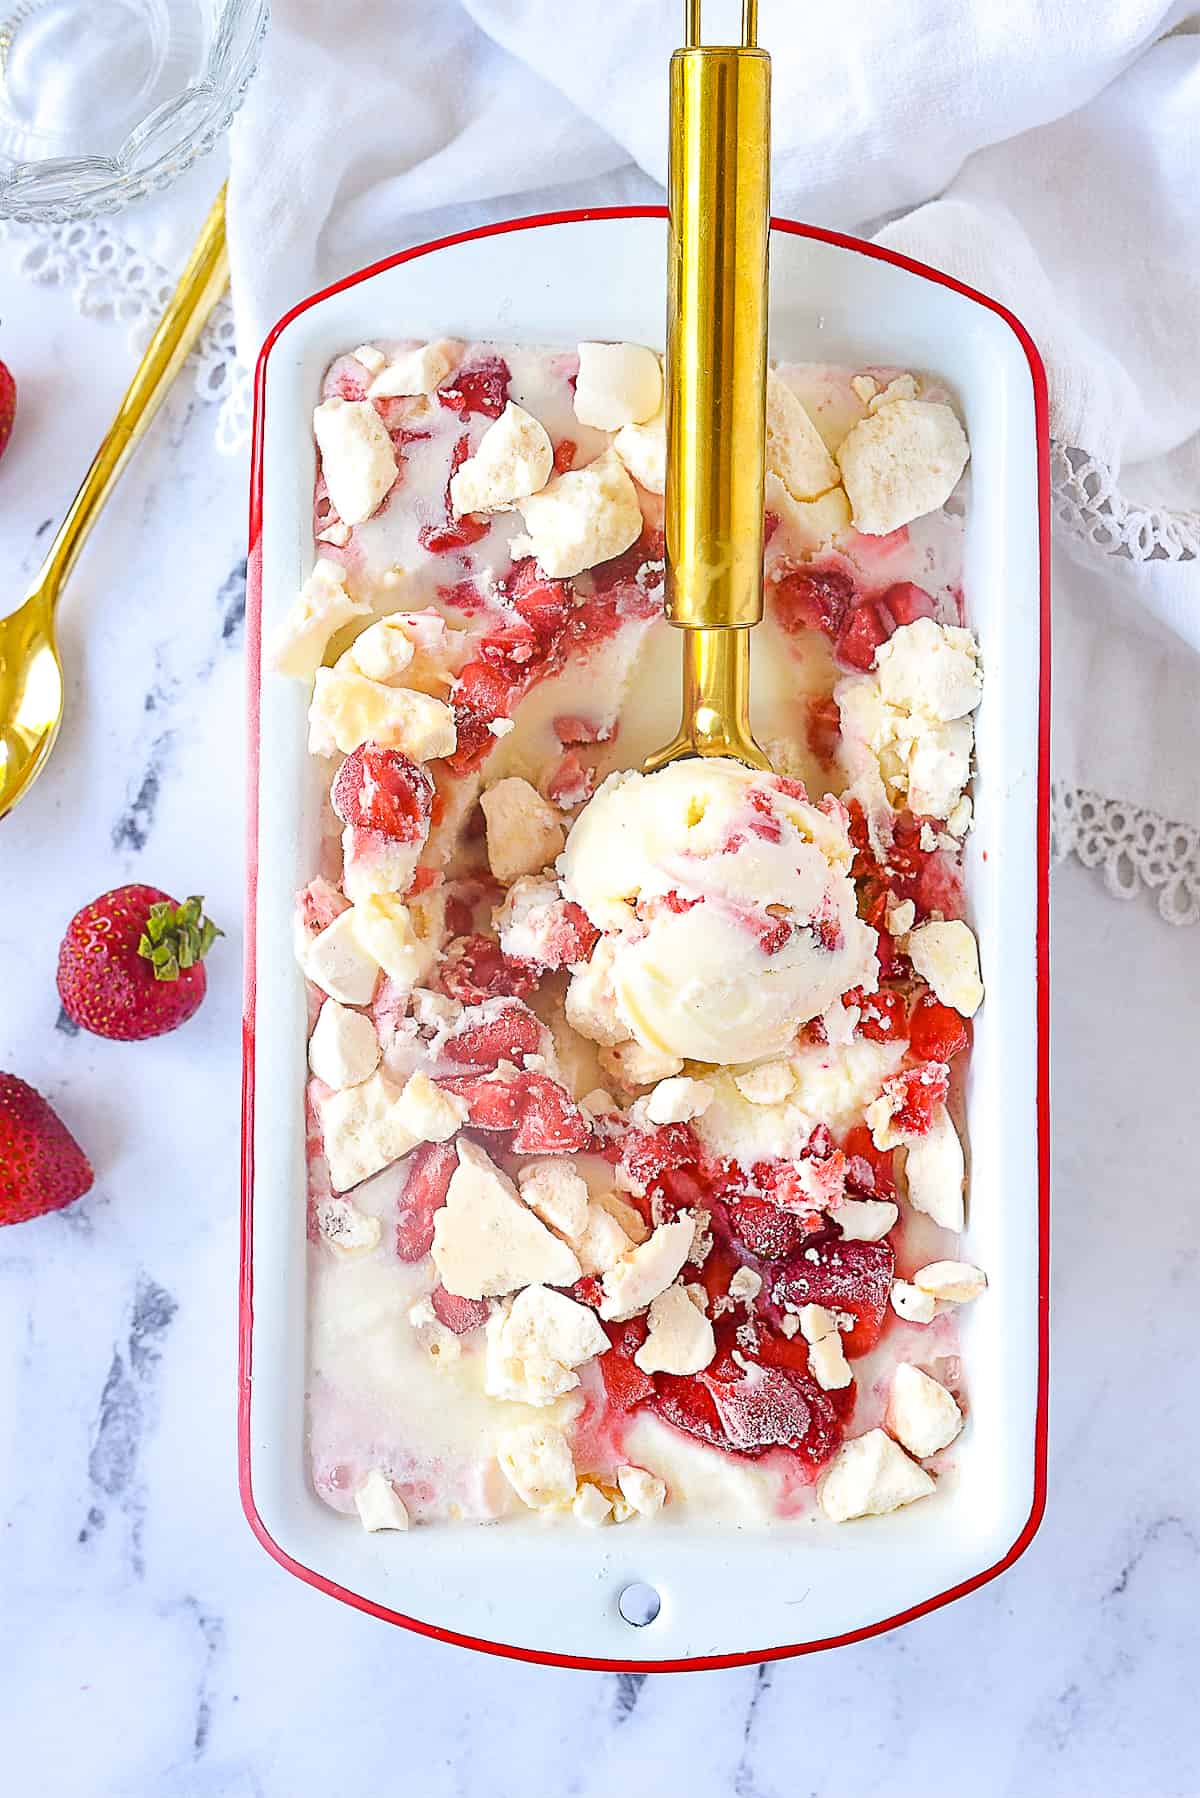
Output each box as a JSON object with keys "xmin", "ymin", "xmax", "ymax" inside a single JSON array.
[
  {"xmin": 330, "ymin": 745, "xmax": 433, "ymax": 842},
  {"xmin": 429, "ymin": 1285, "xmax": 489, "ymax": 1334},
  {"xmin": 770, "ymin": 561, "xmax": 855, "ymax": 639},
  {"xmin": 0, "ymin": 360, "xmax": 15, "ymax": 465},
  {"xmin": 396, "ymin": 1141, "xmax": 457, "ymax": 1261},
  {"xmin": 437, "ymin": 355, "xmax": 511, "ymax": 419},
  {"xmin": 835, "ymin": 601, "xmax": 891, "ymax": 671},
  {"xmin": 440, "ymin": 933, "xmax": 538, "ymax": 1004},
  {"xmin": 443, "ymin": 1000, "xmax": 543, "ymax": 1066},
  {"xmin": 772, "ymin": 1238, "xmax": 895, "ymax": 1358},
  {"xmin": 57, "ymin": 885, "xmax": 222, "ymax": 1040},
  {"xmin": 0, "ymin": 1075, "xmax": 93, "ymax": 1226},
  {"xmin": 909, "ymin": 991, "xmax": 970, "ymax": 1061}
]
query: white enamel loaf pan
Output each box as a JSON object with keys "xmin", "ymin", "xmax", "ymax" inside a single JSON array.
[{"xmin": 241, "ymin": 208, "xmax": 1051, "ymax": 1671}]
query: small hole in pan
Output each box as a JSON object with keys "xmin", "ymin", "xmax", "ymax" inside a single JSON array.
[{"xmin": 618, "ymin": 1582, "xmax": 661, "ymax": 1627}]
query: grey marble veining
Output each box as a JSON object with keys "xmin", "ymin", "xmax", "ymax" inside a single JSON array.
[{"xmin": 0, "ymin": 254, "xmax": 1197, "ymax": 1798}]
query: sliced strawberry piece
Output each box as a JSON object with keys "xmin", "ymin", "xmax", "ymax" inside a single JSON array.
[
  {"xmin": 553, "ymin": 713, "xmax": 614, "ymax": 746},
  {"xmin": 395, "ymin": 1141, "xmax": 457, "ymax": 1261},
  {"xmin": 444, "ymin": 1001, "xmax": 543, "ymax": 1067},
  {"xmin": 807, "ymin": 693, "xmax": 842, "ymax": 767},
  {"xmin": 770, "ymin": 562, "xmax": 856, "ymax": 639},
  {"xmin": 879, "ymin": 581, "xmax": 937, "ymax": 627},
  {"xmin": 841, "ymin": 1121, "xmax": 897, "ymax": 1200},
  {"xmin": 773, "ymin": 1238, "xmax": 894, "ymax": 1358},
  {"xmin": 429, "ymin": 1286, "xmax": 489, "ymax": 1334},
  {"xmin": 909, "ymin": 991, "xmax": 970, "ymax": 1061},
  {"xmin": 440, "ymin": 933, "xmax": 538, "ymax": 1004},
  {"xmin": 419, "ymin": 432, "xmax": 491, "ymax": 554},
  {"xmin": 510, "ymin": 1076, "xmax": 590, "ymax": 1153},
  {"xmin": 651, "ymin": 1374, "xmax": 758, "ymax": 1455},
  {"xmin": 552, "ymin": 438, "xmax": 577, "ymax": 474},
  {"xmin": 446, "ymin": 707, "xmax": 496, "ymax": 776},
  {"xmin": 572, "ymin": 1274, "xmax": 604, "ymax": 1310},
  {"xmin": 544, "ymin": 751, "xmax": 594, "ymax": 809},
  {"xmin": 727, "ymin": 1197, "xmax": 810, "ymax": 1261},
  {"xmin": 835, "ymin": 601, "xmax": 891, "ymax": 671},
  {"xmin": 883, "ymin": 1060, "xmax": 951, "ymax": 1137},
  {"xmin": 850, "ymin": 985, "xmax": 907, "ymax": 1043},
  {"xmin": 600, "ymin": 1316, "xmax": 656, "ymax": 1410},
  {"xmin": 331, "ymin": 745, "xmax": 434, "ymax": 842},
  {"xmin": 437, "ymin": 355, "xmax": 511, "ymax": 419},
  {"xmin": 508, "ymin": 558, "xmax": 573, "ymax": 645},
  {"xmin": 618, "ymin": 1122, "xmax": 702, "ymax": 1195},
  {"xmin": 701, "ymin": 1363, "xmax": 844, "ymax": 1464}
]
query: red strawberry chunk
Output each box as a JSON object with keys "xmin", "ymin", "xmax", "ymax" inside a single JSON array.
[
  {"xmin": 446, "ymin": 707, "xmax": 497, "ymax": 776},
  {"xmin": 600, "ymin": 1317, "xmax": 656, "ymax": 1411},
  {"xmin": 508, "ymin": 558, "xmax": 573, "ymax": 645},
  {"xmin": 700, "ymin": 1363, "xmax": 845, "ymax": 1464},
  {"xmin": 444, "ymin": 1000, "xmax": 543, "ymax": 1066},
  {"xmin": 651, "ymin": 1374, "xmax": 753, "ymax": 1454},
  {"xmin": 882, "ymin": 1060, "xmax": 951, "ymax": 1137},
  {"xmin": 510, "ymin": 1076, "xmax": 590, "ymax": 1154},
  {"xmin": 909, "ymin": 991, "xmax": 971, "ymax": 1061},
  {"xmin": 437, "ymin": 354, "xmax": 511, "ymax": 419},
  {"xmin": 617, "ymin": 1122, "xmax": 702, "ymax": 1194},
  {"xmin": 727, "ymin": 1197, "xmax": 810, "ymax": 1261},
  {"xmin": 773, "ymin": 1238, "xmax": 895, "ymax": 1358},
  {"xmin": 0, "ymin": 360, "xmax": 16, "ymax": 465},
  {"xmin": 807, "ymin": 694, "xmax": 843, "ymax": 767},
  {"xmin": 880, "ymin": 581, "xmax": 937, "ymax": 627},
  {"xmin": 850, "ymin": 985, "xmax": 907, "ymax": 1043},
  {"xmin": 439, "ymin": 1074, "xmax": 523, "ymax": 1132},
  {"xmin": 331, "ymin": 745, "xmax": 434, "ymax": 842},
  {"xmin": 553, "ymin": 713, "xmax": 614, "ymax": 746},
  {"xmin": 552, "ymin": 438, "xmax": 577, "ymax": 474},
  {"xmin": 836, "ymin": 601, "xmax": 891, "ymax": 671},
  {"xmin": 395, "ymin": 1140, "xmax": 457, "ymax": 1262},
  {"xmin": 770, "ymin": 562, "xmax": 856, "ymax": 639},
  {"xmin": 841, "ymin": 1122, "xmax": 897, "ymax": 1200},
  {"xmin": 748, "ymin": 788, "xmax": 782, "ymax": 842},
  {"xmin": 440, "ymin": 934, "xmax": 538, "ymax": 1004},
  {"xmin": 479, "ymin": 620, "xmax": 541, "ymax": 675},
  {"xmin": 454, "ymin": 659, "xmax": 513, "ymax": 720},
  {"xmin": 419, "ymin": 431, "xmax": 491, "ymax": 554},
  {"xmin": 545, "ymin": 751, "xmax": 594, "ymax": 809},
  {"xmin": 429, "ymin": 1286, "xmax": 490, "ymax": 1334}
]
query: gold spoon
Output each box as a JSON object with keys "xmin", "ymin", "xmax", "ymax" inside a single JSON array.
[
  {"xmin": 646, "ymin": 0, "xmax": 772, "ymax": 774},
  {"xmin": 0, "ymin": 185, "xmax": 231, "ymax": 822}
]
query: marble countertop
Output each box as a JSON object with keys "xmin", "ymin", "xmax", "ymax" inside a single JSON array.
[{"xmin": 1, "ymin": 254, "xmax": 1197, "ymax": 1798}]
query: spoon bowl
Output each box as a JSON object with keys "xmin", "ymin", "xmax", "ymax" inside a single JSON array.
[{"xmin": 0, "ymin": 588, "xmax": 64, "ymax": 816}]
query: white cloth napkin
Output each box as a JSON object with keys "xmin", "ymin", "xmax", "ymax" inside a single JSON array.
[{"xmin": 225, "ymin": 0, "xmax": 1200, "ymax": 861}]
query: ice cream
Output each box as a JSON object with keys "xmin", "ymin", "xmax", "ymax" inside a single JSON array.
[{"xmin": 559, "ymin": 758, "xmax": 879, "ymax": 1065}]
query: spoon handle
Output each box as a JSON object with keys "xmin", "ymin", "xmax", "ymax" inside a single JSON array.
[{"xmin": 30, "ymin": 184, "xmax": 230, "ymax": 606}]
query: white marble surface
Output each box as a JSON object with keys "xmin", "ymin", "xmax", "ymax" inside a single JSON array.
[{"xmin": 1, "ymin": 253, "xmax": 1198, "ymax": 1798}]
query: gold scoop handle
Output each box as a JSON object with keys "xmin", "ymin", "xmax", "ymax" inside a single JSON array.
[
  {"xmin": 648, "ymin": 0, "xmax": 771, "ymax": 771},
  {"xmin": 28, "ymin": 185, "xmax": 230, "ymax": 609}
]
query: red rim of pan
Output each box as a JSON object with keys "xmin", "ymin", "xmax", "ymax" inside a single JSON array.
[{"xmin": 240, "ymin": 205, "xmax": 1052, "ymax": 1673}]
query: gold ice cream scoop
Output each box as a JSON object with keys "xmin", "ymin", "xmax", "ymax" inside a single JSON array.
[
  {"xmin": 645, "ymin": 0, "xmax": 772, "ymax": 773},
  {"xmin": 0, "ymin": 187, "xmax": 230, "ymax": 822}
]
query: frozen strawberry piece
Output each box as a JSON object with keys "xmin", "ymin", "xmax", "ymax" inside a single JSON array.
[
  {"xmin": 770, "ymin": 562, "xmax": 856, "ymax": 639},
  {"xmin": 478, "ymin": 620, "xmax": 542, "ymax": 678},
  {"xmin": 600, "ymin": 1316, "xmax": 656, "ymax": 1411},
  {"xmin": 553, "ymin": 713, "xmax": 614, "ymax": 746},
  {"xmin": 909, "ymin": 991, "xmax": 970, "ymax": 1061},
  {"xmin": 504, "ymin": 894, "xmax": 598, "ymax": 972},
  {"xmin": 747, "ymin": 788, "xmax": 782, "ymax": 843},
  {"xmin": 396, "ymin": 1140, "xmax": 458, "ymax": 1262},
  {"xmin": 763, "ymin": 508, "xmax": 780, "ymax": 546},
  {"xmin": 443, "ymin": 1000, "xmax": 543, "ymax": 1066},
  {"xmin": 915, "ymin": 852, "xmax": 966, "ymax": 923},
  {"xmin": 882, "ymin": 1060, "xmax": 951, "ymax": 1137},
  {"xmin": 773, "ymin": 1237, "xmax": 895, "ymax": 1358},
  {"xmin": 807, "ymin": 693, "xmax": 842, "ymax": 767},
  {"xmin": 552, "ymin": 438, "xmax": 577, "ymax": 474},
  {"xmin": 702, "ymin": 1363, "xmax": 844, "ymax": 1465},
  {"xmin": 572, "ymin": 1274, "xmax": 604, "ymax": 1310},
  {"xmin": 440, "ymin": 1070, "xmax": 589, "ymax": 1154},
  {"xmin": 440, "ymin": 934, "xmax": 538, "ymax": 1004},
  {"xmin": 296, "ymin": 876, "xmax": 350, "ymax": 938},
  {"xmin": 836, "ymin": 601, "xmax": 891, "ymax": 671},
  {"xmin": 727, "ymin": 1197, "xmax": 811, "ymax": 1261},
  {"xmin": 618, "ymin": 1121, "xmax": 703, "ymax": 1195},
  {"xmin": 879, "ymin": 581, "xmax": 937, "ymax": 627},
  {"xmin": 545, "ymin": 751, "xmax": 594, "ymax": 809},
  {"xmin": 420, "ymin": 432, "xmax": 492, "ymax": 554},
  {"xmin": 454, "ymin": 660, "xmax": 514, "ymax": 721},
  {"xmin": 331, "ymin": 745, "xmax": 434, "ymax": 842},
  {"xmin": 757, "ymin": 914, "xmax": 793, "ymax": 955},
  {"xmin": 651, "ymin": 1374, "xmax": 760, "ymax": 1455},
  {"xmin": 508, "ymin": 558, "xmax": 574, "ymax": 646},
  {"xmin": 430, "ymin": 1286, "xmax": 490, "ymax": 1334},
  {"xmin": 589, "ymin": 526, "xmax": 666, "ymax": 600},
  {"xmin": 510, "ymin": 1076, "xmax": 590, "ymax": 1154},
  {"xmin": 841, "ymin": 1121, "xmax": 897, "ymax": 1200},
  {"xmin": 324, "ymin": 353, "xmax": 369, "ymax": 401},
  {"xmin": 447, "ymin": 706, "xmax": 498, "ymax": 776},
  {"xmin": 773, "ymin": 1148, "xmax": 847, "ymax": 1214},
  {"xmin": 850, "ymin": 985, "xmax": 907, "ymax": 1043},
  {"xmin": 437, "ymin": 354, "xmax": 511, "ymax": 419}
]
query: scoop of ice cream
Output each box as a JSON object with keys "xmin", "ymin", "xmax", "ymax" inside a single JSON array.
[{"xmin": 559, "ymin": 759, "xmax": 878, "ymax": 1066}]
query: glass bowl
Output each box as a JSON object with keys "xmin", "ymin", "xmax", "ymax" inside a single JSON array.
[{"xmin": 0, "ymin": 0, "xmax": 269, "ymax": 222}]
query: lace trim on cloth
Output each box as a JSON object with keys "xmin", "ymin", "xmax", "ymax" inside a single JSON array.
[
  {"xmin": 0, "ymin": 215, "xmax": 238, "ymax": 410},
  {"xmin": 1052, "ymin": 784, "xmax": 1200, "ymax": 927},
  {"xmin": 1051, "ymin": 441, "xmax": 1200, "ymax": 565}
]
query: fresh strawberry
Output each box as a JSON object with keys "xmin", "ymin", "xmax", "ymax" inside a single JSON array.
[
  {"xmin": 429, "ymin": 1285, "xmax": 489, "ymax": 1334},
  {"xmin": 395, "ymin": 1141, "xmax": 457, "ymax": 1261},
  {"xmin": 0, "ymin": 1075, "xmax": 93, "ymax": 1226},
  {"xmin": 0, "ymin": 360, "xmax": 15, "ymax": 465},
  {"xmin": 909, "ymin": 991, "xmax": 970, "ymax": 1061},
  {"xmin": 57, "ymin": 886, "xmax": 222, "ymax": 1040},
  {"xmin": 437, "ymin": 355, "xmax": 511, "ymax": 419},
  {"xmin": 330, "ymin": 745, "xmax": 433, "ymax": 841}
]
